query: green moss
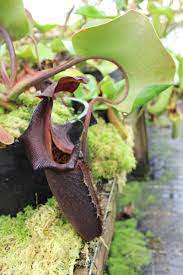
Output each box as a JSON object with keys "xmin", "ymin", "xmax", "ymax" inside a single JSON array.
[
  {"xmin": 0, "ymin": 93, "xmax": 74, "ymax": 138},
  {"xmin": 108, "ymin": 219, "xmax": 151, "ymax": 275},
  {"xmin": 16, "ymin": 92, "xmax": 41, "ymax": 108},
  {"xmin": 106, "ymin": 181, "xmax": 152, "ymax": 275},
  {"xmin": 117, "ymin": 181, "xmax": 144, "ymax": 216},
  {"xmin": 0, "ymin": 205, "xmax": 34, "ymax": 243},
  {"xmin": 51, "ymin": 100, "xmax": 75, "ymax": 124},
  {"xmin": 17, "ymin": 91, "xmax": 75, "ymax": 124},
  {"xmin": 0, "ymin": 107, "xmax": 32, "ymax": 137},
  {"xmin": 0, "ymin": 107, "xmax": 5, "ymax": 115},
  {"xmin": 0, "ymin": 198, "xmax": 82, "ymax": 274},
  {"xmin": 88, "ymin": 118, "xmax": 136, "ymax": 179}
]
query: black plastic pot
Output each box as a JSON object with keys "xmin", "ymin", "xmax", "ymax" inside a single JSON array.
[{"xmin": 0, "ymin": 141, "xmax": 51, "ymax": 216}]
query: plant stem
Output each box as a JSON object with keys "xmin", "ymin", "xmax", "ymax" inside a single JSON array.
[
  {"xmin": 0, "ymin": 61, "xmax": 10, "ymax": 86},
  {"xmin": 0, "ymin": 26, "xmax": 17, "ymax": 87},
  {"xmin": 29, "ymin": 35, "xmax": 41, "ymax": 68},
  {"xmin": 7, "ymin": 56, "xmax": 129, "ymax": 103},
  {"xmin": 63, "ymin": 5, "xmax": 75, "ymax": 32},
  {"xmin": 107, "ymin": 107, "xmax": 128, "ymax": 139},
  {"xmin": 7, "ymin": 56, "xmax": 86, "ymax": 100}
]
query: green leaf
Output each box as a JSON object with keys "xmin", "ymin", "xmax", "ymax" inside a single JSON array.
[
  {"xmin": 16, "ymin": 45, "xmax": 36, "ymax": 62},
  {"xmin": 115, "ymin": 0, "xmax": 128, "ymax": 11},
  {"xmin": 0, "ymin": 0, "xmax": 29, "ymax": 40},
  {"xmin": 72, "ymin": 10, "xmax": 175, "ymax": 113},
  {"xmin": 132, "ymin": 84, "xmax": 171, "ymax": 111},
  {"xmin": 87, "ymin": 60, "xmax": 117, "ymax": 76},
  {"xmin": 62, "ymin": 40, "xmax": 75, "ymax": 55},
  {"xmin": 85, "ymin": 74, "xmax": 98, "ymax": 93},
  {"xmin": 148, "ymin": 2, "xmax": 174, "ymax": 37},
  {"xmin": 176, "ymin": 55, "xmax": 183, "ymax": 89},
  {"xmin": 76, "ymin": 5, "xmax": 114, "ymax": 19},
  {"xmin": 33, "ymin": 22, "xmax": 57, "ymax": 33},
  {"xmin": 74, "ymin": 74, "xmax": 100, "ymax": 101},
  {"xmin": 51, "ymin": 38, "xmax": 66, "ymax": 53},
  {"xmin": 100, "ymin": 76, "xmax": 125, "ymax": 100},
  {"xmin": 147, "ymin": 86, "xmax": 173, "ymax": 115},
  {"xmin": 148, "ymin": 2, "xmax": 174, "ymax": 20},
  {"xmin": 53, "ymin": 69, "xmax": 84, "ymax": 81},
  {"xmin": 100, "ymin": 76, "xmax": 117, "ymax": 99},
  {"xmin": 16, "ymin": 43, "xmax": 54, "ymax": 63},
  {"xmin": 73, "ymin": 85, "xmax": 86, "ymax": 100},
  {"xmin": 151, "ymin": 14, "xmax": 165, "ymax": 37},
  {"xmin": 37, "ymin": 43, "xmax": 54, "ymax": 61}
]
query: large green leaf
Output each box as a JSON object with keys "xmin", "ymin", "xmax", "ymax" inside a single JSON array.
[
  {"xmin": 0, "ymin": 0, "xmax": 29, "ymax": 40},
  {"xmin": 72, "ymin": 10, "xmax": 175, "ymax": 113}
]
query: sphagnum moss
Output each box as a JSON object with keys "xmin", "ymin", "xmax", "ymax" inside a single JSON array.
[
  {"xmin": 0, "ymin": 92, "xmax": 74, "ymax": 138},
  {"xmin": 88, "ymin": 118, "xmax": 136, "ymax": 179},
  {"xmin": 0, "ymin": 198, "xmax": 82, "ymax": 275}
]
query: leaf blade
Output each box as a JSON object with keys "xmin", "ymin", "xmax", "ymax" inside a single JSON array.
[{"xmin": 72, "ymin": 10, "xmax": 175, "ymax": 113}]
